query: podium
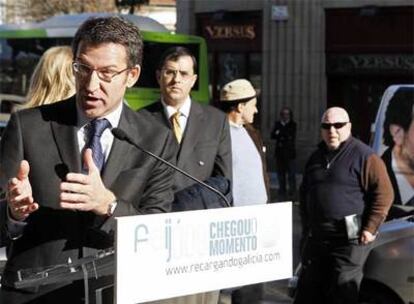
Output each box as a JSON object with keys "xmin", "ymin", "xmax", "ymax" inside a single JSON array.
[
  {"xmin": 14, "ymin": 203, "xmax": 293, "ymax": 304},
  {"xmin": 14, "ymin": 248, "xmax": 116, "ymax": 304}
]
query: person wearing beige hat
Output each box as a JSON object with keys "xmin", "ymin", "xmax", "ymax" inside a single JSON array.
[{"xmin": 219, "ymin": 78, "xmax": 270, "ymax": 304}]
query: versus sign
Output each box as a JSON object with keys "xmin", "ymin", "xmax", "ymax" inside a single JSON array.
[{"xmin": 204, "ymin": 24, "xmax": 256, "ymax": 40}]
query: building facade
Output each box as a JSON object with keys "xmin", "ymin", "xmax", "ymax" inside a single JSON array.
[
  {"xmin": 177, "ymin": 0, "xmax": 414, "ymax": 171},
  {"xmin": 0, "ymin": 0, "xmax": 4, "ymax": 24}
]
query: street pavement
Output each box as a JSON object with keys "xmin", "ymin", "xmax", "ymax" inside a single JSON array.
[
  {"xmin": 220, "ymin": 182, "xmax": 303, "ymax": 304},
  {"xmin": 260, "ymin": 200, "xmax": 301, "ymax": 304},
  {"xmin": 259, "ymin": 178, "xmax": 302, "ymax": 304}
]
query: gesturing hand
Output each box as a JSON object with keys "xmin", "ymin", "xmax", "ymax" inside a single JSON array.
[
  {"xmin": 60, "ymin": 149, "xmax": 115, "ymax": 215},
  {"xmin": 7, "ymin": 160, "xmax": 39, "ymax": 221}
]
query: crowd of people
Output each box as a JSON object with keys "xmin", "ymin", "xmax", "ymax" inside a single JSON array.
[{"xmin": 0, "ymin": 14, "xmax": 412, "ymax": 304}]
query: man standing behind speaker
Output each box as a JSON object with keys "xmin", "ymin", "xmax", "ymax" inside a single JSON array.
[
  {"xmin": 218, "ymin": 78, "xmax": 269, "ymax": 304},
  {"xmin": 219, "ymin": 79, "xmax": 269, "ymax": 207},
  {"xmin": 140, "ymin": 46, "xmax": 232, "ymax": 304}
]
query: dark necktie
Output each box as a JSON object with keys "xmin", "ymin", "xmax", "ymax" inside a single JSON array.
[{"xmin": 84, "ymin": 118, "xmax": 111, "ymax": 172}]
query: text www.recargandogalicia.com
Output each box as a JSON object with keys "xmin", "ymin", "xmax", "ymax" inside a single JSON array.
[{"xmin": 165, "ymin": 252, "xmax": 281, "ymax": 276}]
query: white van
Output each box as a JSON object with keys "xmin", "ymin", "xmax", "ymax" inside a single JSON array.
[
  {"xmin": 360, "ymin": 84, "xmax": 414, "ymax": 304},
  {"xmin": 371, "ymin": 84, "xmax": 414, "ymax": 154}
]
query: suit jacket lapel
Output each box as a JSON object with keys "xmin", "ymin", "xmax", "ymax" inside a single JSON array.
[
  {"xmin": 144, "ymin": 100, "xmax": 204, "ymax": 166},
  {"xmin": 146, "ymin": 100, "xmax": 181, "ymax": 157},
  {"xmin": 177, "ymin": 101, "xmax": 204, "ymax": 167},
  {"xmin": 102, "ymin": 105, "xmax": 136, "ymax": 187},
  {"xmin": 50, "ymin": 99, "xmax": 81, "ymax": 174},
  {"xmin": 149, "ymin": 100, "xmax": 170, "ymax": 128}
]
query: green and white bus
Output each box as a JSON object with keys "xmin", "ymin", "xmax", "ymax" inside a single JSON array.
[{"xmin": 0, "ymin": 13, "xmax": 209, "ymax": 113}]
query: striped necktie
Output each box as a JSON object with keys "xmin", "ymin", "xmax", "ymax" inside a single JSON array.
[
  {"xmin": 84, "ymin": 118, "xmax": 111, "ymax": 172},
  {"xmin": 170, "ymin": 111, "xmax": 183, "ymax": 144}
]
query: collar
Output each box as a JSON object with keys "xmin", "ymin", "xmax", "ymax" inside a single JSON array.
[
  {"xmin": 229, "ymin": 120, "xmax": 244, "ymax": 128},
  {"xmin": 281, "ymin": 119, "xmax": 290, "ymax": 126},
  {"xmin": 161, "ymin": 97, "xmax": 191, "ymax": 119},
  {"xmin": 76, "ymin": 98, "xmax": 123, "ymax": 128}
]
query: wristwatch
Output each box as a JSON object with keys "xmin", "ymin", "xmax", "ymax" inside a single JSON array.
[{"xmin": 107, "ymin": 201, "xmax": 118, "ymax": 217}]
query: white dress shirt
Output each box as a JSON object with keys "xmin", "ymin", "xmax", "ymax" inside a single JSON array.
[
  {"xmin": 161, "ymin": 97, "xmax": 191, "ymax": 133},
  {"xmin": 76, "ymin": 100, "xmax": 123, "ymax": 161}
]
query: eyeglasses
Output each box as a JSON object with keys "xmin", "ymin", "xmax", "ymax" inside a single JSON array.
[
  {"xmin": 72, "ymin": 62, "xmax": 131, "ymax": 83},
  {"xmin": 321, "ymin": 122, "xmax": 349, "ymax": 130},
  {"xmin": 161, "ymin": 68, "xmax": 194, "ymax": 81}
]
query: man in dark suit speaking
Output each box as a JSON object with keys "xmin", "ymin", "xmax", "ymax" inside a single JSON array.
[{"xmin": 0, "ymin": 16, "xmax": 176, "ymax": 303}]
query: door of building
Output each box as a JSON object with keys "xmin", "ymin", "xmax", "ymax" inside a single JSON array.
[{"xmin": 196, "ymin": 11, "xmax": 262, "ymax": 125}]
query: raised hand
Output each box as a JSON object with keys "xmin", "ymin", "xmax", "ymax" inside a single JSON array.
[
  {"xmin": 60, "ymin": 148, "xmax": 115, "ymax": 215},
  {"xmin": 7, "ymin": 160, "xmax": 39, "ymax": 221}
]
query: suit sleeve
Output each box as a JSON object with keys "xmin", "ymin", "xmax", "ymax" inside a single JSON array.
[
  {"xmin": 212, "ymin": 115, "xmax": 232, "ymax": 183},
  {"xmin": 0, "ymin": 113, "xmax": 26, "ymax": 239},
  {"xmin": 0, "ymin": 199, "xmax": 8, "ymax": 246},
  {"xmin": 0, "ymin": 112, "xmax": 24, "ymax": 189},
  {"xmin": 291, "ymin": 122, "xmax": 297, "ymax": 142},
  {"xmin": 298, "ymin": 165, "xmax": 310, "ymax": 253},
  {"xmin": 270, "ymin": 122, "xmax": 278, "ymax": 139}
]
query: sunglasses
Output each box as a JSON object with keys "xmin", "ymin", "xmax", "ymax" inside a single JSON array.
[{"xmin": 321, "ymin": 122, "xmax": 348, "ymax": 130}]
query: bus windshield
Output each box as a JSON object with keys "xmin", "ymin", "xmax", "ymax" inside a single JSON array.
[{"xmin": 0, "ymin": 38, "xmax": 201, "ymax": 97}]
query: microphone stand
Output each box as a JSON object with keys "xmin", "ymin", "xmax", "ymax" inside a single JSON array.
[{"xmin": 112, "ymin": 128, "xmax": 231, "ymax": 208}]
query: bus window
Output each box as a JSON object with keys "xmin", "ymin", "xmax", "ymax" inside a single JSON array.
[
  {"xmin": 0, "ymin": 38, "xmax": 72, "ymax": 97},
  {"xmin": 0, "ymin": 14, "xmax": 209, "ymax": 111}
]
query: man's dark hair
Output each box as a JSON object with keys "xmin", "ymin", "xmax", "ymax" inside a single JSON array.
[
  {"xmin": 383, "ymin": 89, "xmax": 414, "ymax": 146},
  {"xmin": 157, "ymin": 46, "xmax": 197, "ymax": 74},
  {"xmin": 72, "ymin": 16, "xmax": 143, "ymax": 67}
]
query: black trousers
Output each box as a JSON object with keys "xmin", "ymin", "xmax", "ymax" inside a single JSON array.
[
  {"xmin": 276, "ymin": 156, "xmax": 296, "ymax": 194},
  {"xmin": 293, "ymin": 236, "xmax": 373, "ymax": 304}
]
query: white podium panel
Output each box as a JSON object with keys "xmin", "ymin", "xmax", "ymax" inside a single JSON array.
[{"xmin": 116, "ymin": 202, "xmax": 292, "ymax": 304}]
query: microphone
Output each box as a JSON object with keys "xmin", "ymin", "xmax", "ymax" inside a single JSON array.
[{"xmin": 111, "ymin": 128, "xmax": 231, "ymax": 207}]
